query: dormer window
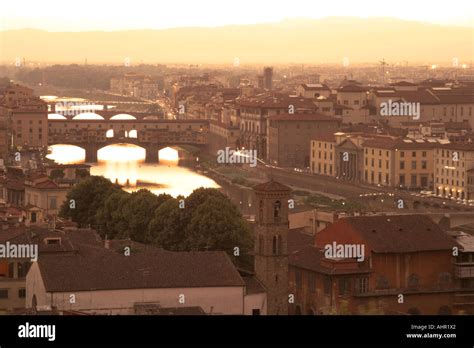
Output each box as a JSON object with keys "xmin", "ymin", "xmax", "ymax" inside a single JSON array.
[{"xmin": 44, "ymin": 238, "xmax": 61, "ymax": 246}]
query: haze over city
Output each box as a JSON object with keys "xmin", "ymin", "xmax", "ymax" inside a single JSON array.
[{"xmin": 1, "ymin": 0, "xmax": 473, "ymax": 64}]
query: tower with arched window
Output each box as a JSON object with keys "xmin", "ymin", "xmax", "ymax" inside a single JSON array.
[{"xmin": 253, "ymin": 179, "xmax": 291, "ymax": 315}]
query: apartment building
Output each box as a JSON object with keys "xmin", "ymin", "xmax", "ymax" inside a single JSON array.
[
  {"xmin": 267, "ymin": 113, "xmax": 340, "ymax": 168},
  {"xmin": 362, "ymin": 138, "xmax": 436, "ymax": 189},
  {"xmin": 434, "ymin": 142, "xmax": 474, "ymax": 200},
  {"xmin": 238, "ymin": 94, "xmax": 318, "ymax": 160},
  {"xmin": 0, "ymin": 84, "xmax": 48, "ymax": 149},
  {"xmin": 288, "ymin": 215, "xmax": 472, "ymax": 315}
]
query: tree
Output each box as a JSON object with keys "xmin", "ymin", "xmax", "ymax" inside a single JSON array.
[
  {"xmin": 95, "ymin": 190, "xmax": 130, "ymax": 239},
  {"xmin": 59, "ymin": 176, "xmax": 121, "ymax": 228},
  {"xmin": 185, "ymin": 195, "xmax": 253, "ymax": 268},
  {"xmin": 147, "ymin": 198, "xmax": 188, "ymax": 250},
  {"xmin": 118, "ymin": 190, "xmax": 171, "ymax": 242}
]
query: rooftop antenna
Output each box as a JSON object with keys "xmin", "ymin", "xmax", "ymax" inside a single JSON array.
[{"xmin": 379, "ymin": 59, "xmax": 387, "ymax": 83}]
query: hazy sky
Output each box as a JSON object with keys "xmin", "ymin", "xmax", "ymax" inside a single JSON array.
[{"xmin": 1, "ymin": 0, "xmax": 473, "ymax": 31}]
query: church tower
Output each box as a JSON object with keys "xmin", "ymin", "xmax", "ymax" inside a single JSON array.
[{"xmin": 253, "ymin": 179, "xmax": 291, "ymax": 315}]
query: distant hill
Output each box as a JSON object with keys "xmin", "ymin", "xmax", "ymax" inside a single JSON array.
[{"xmin": 0, "ymin": 17, "xmax": 472, "ymax": 64}]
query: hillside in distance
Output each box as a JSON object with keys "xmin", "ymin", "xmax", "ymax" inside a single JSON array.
[{"xmin": 0, "ymin": 17, "xmax": 472, "ymax": 64}]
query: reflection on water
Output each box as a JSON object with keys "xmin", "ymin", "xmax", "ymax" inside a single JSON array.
[{"xmin": 47, "ymin": 144, "xmax": 219, "ymax": 197}]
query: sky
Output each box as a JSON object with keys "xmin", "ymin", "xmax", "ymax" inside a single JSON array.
[{"xmin": 1, "ymin": 0, "xmax": 473, "ymax": 31}]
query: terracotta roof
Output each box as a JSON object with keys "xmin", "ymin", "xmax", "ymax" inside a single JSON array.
[
  {"xmin": 37, "ymin": 249, "xmax": 245, "ymax": 292},
  {"xmin": 288, "ymin": 228, "xmax": 314, "ymax": 253},
  {"xmin": 436, "ymin": 142, "xmax": 474, "ymax": 151},
  {"xmin": 312, "ymin": 133, "xmax": 337, "ymax": 143},
  {"xmin": 289, "ymin": 245, "xmax": 371, "ymax": 275},
  {"xmin": 337, "ymin": 84, "xmax": 370, "ymax": 92},
  {"xmin": 301, "ymin": 83, "xmax": 330, "ymax": 91},
  {"xmin": 324, "ymin": 215, "xmax": 457, "ymax": 253},
  {"xmin": 362, "ymin": 137, "xmax": 437, "ymax": 150},
  {"xmin": 253, "ymin": 180, "xmax": 291, "ymax": 193},
  {"xmin": 390, "ymin": 81, "xmax": 417, "ymax": 87},
  {"xmin": 268, "ymin": 113, "xmax": 339, "ymax": 122}
]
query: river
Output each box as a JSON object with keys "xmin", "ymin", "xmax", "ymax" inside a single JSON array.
[{"xmin": 47, "ymin": 144, "xmax": 220, "ymax": 197}]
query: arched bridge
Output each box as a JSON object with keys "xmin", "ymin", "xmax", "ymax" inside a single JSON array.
[{"xmin": 48, "ymin": 117, "xmax": 209, "ymax": 163}]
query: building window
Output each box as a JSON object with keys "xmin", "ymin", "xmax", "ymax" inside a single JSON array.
[
  {"xmin": 18, "ymin": 288, "xmax": 26, "ymax": 299},
  {"xmin": 273, "ymin": 201, "xmax": 281, "ymax": 220},
  {"xmin": 252, "ymin": 309, "xmax": 261, "ymax": 315},
  {"xmin": 49, "ymin": 197, "xmax": 57, "ymax": 210},
  {"xmin": 356, "ymin": 277, "xmax": 369, "ymax": 294},
  {"xmin": 399, "ymin": 175, "xmax": 405, "ymax": 185},
  {"xmin": 411, "ymin": 161, "xmax": 416, "ymax": 170},
  {"xmin": 8, "ymin": 262, "xmax": 14, "ymax": 278},
  {"xmin": 0, "ymin": 289, "xmax": 8, "ymax": 299},
  {"xmin": 411, "ymin": 175, "xmax": 417, "ymax": 186},
  {"xmin": 421, "ymin": 161, "xmax": 427, "ymax": 169},
  {"xmin": 295, "ymin": 270, "xmax": 303, "ymax": 289},
  {"xmin": 324, "ymin": 277, "xmax": 331, "ymax": 295},
  {"xmin": 376, "ymin": 276, "xmax": 390, "ymax": 289},
  {"xmin": 400, "ymin": 161, "xmax": 405, "ymax": 170},
  {"xmin": 272, "ymin": 236, "xmax": 277, "ymax": 254},
  {"xmin": 400, "ymin": 151, "xmax": 405, "ymax": 158},
  {"xmin": 338, "ymin": 278, "xmax": 350, "ymax": 295}
]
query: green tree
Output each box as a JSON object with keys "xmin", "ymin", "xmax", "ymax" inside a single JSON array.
[
  {"xmin": 59, "ymin": 176, "xmax": 121, "ymax": 227},
  {"xmin": 95, "ymin": 190, "xmax": 130, "ymax": 239},
  {"xmin": 185, "ymin": 196, "xmax": 253, "ymax": 268},
  {"xmin": 118, "ymin": 190, "xmax": 171, "ymax": 242},
  {"xmin": 147, "ymin": 198, "xmax": 188, "ymax": 250}
]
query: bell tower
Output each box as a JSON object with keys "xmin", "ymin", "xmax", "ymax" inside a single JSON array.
[{"xmin": 253, "ymin": 179, "xmax": 291, "ymax": 315}]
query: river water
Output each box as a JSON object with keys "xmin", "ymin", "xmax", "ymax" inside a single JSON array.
[{"xmin": 47, "ymin": 144, "xmax": 220, "ymax": 197}]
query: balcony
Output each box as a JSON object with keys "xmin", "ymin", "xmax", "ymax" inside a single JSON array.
[{"xmin": 455, "ymin": 264, "xmax": 474, "ymax": 278}]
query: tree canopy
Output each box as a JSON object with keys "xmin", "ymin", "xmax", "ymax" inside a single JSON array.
[{"xmin": 60, "ymin": 181, "xmax": 253, "ymax": 267}]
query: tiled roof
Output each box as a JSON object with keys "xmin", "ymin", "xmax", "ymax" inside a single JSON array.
[
  {"xmin": 289, "ymin": 245, "xmax": 371, "ymax": 275},
  {"xmin": 38, "ymin": 248, "xmax": 245, "ymax": 292},
  {"xmin": 436, "ymin": 142, "xmax": 474, "ymax": 151},
  {"xmin": 325, "ymin": 215, "xmax": 458, "ymax": 253},
  {"xmin": 337, "ymin": 84, "xmax": 370, "ymax": 92},
  {"xmin": 301, "ymin": 83, "xmax": 330, "ymax": 91},
  {"xmin": 362, "ymin": 137, "xmax": 437, "ymax": 150},
  {"xmin": 288, "ymin": 227, "xmax": 314, "ymax": 253},
  {"xmin": 312, "ymin": 133, "xmax": 337, "ymax": 143},
  {"xmin": 268, "ymin": 113, "xmax": 339, "ymax": 122}
]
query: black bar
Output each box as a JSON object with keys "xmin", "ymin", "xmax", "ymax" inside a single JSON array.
[{"xmin": 0, "ymin": 315, "xmax": 473, "ymax": 346}]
